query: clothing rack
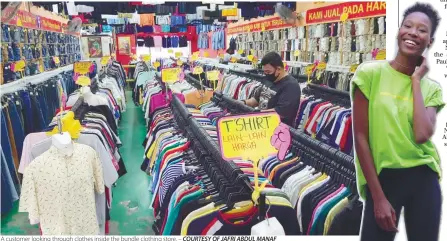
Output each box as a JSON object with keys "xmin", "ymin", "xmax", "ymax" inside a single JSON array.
[
  {"xmin": 228, "ymin": 69, "xmax": 272, "ymax": 87},
  {"xmin": 185, "ymin": 73, "xmax": 211, "ymax": 89},
  {"xmin": 170, "ymin": 95, "xmax": 267, "ymax": 219},
  {"xmin": 212, "ymin": 91, "xmax": 255, "ymax": 114},
  {"xmin": 304, "ymin": 83, "xmax": 351, "ymax": 107}
]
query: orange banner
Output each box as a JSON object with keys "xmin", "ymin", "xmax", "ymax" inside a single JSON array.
[
  {"xmin": 2, "ymin": 9, "xmax": 75, "ymax": 34},
  {"xmin": 306, "ymin": 1, "xmax": 386, "ymax": 24},
  {"xmin": 227, "ymin": 16, "xmax": 292, "ymax": 35}
]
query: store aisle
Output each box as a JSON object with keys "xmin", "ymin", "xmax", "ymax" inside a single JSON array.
[{"xmin": 0, "ymin": 91, "xmax": 154, "ymax": 235}]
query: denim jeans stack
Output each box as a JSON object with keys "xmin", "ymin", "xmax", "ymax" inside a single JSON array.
[{"xmin": 0, "ymin": 71, "xmax": 77, "ymax": 214}]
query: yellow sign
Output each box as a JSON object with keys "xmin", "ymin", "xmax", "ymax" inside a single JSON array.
[
  {"xmin": 141, "ymin": 54, "xmax": 151, "ymax": 62},
  {"xmin": 153, "ymin": 61, "xmax": 160, "ymax": 68},
  {"xmin": 177, "ymin": 60, "xmax": 183, "ymax": 66},
  {"xmin": 193, "ymin": 66, "xmax": 204, "ymax": 75},
  {"xmin": 294, "ymin": 50, "xmax": 301, "ymax": 57},
  {"xmin": 101, "ymin": 56, "xmax": 111, "ymax": 65},
  {"xmin": 247, "ymin": 55, "xmax": 254, "ymax": 61},
  {"xmin": 203, "ymin": 51, "xmax": 209, "ymax": 57},
  {"xmin": 53, "ymin": 57, "xmax": 60, "ymax": 65},
  {"xmin": 74, "ymin": 61, "xmax": 93, "ymax": 74},
  {"xmin": 193, "ymin": 51, "xmax": 199, "ymax": 56},
  {"xmin": 317, "ymin": 62, "xmax": 327, "ymax": 70},
  {"xmin": 48, "ymin": 111, "xmax": 82, "ymax": 139},
  {"xmin": 250, "ymin": 49, "xmax": 255, "ymax": 55},
  {"xmin": 283, "ymin": 62, "xmax": 287, "ymax": 69},
  {"xmin": 219, "ymin": 53, "xmax": 224, "ymax": 59},
  {"xmin": 350, "ymin": 64, "xmax": 359, "ymax": 73},
  {"xmin": 340, "ymin": 12, "xmax": 349, "ymax": 22},
  {"xmin": 191, "ymin": 54, "xmax": 199, "ymax": 61},
  {"xmin": 305, "ymin": 65, "xmax": 314, "ymax": 75},
  {"xmin": 217, "ymin": 112, "xmax": 281, "ymax": 161},
  {"xmin": 375, "ymin": 49, "xmax": 386, "ymax": 60},
  {"xmin": 230, "ymin": 57, "xmax": 237, "ymax": 63},
  {"xmin": 175, "ymin": 52, "xmax": 183, "ymax": 58},
  {"xmin": 238, "ymin": 49, "xmax": 244, "ymax": 55},
  {"xmin": 206, "ymin": 70, "xmax": 220, "ymax": 81},
  {"xmin": 13, "ymin": 60, "xmax": 26, "ymax": 72},
  {"xmin": 168, "ymin": 49, "xmax": 174, "ymax": 54},
  {"xmin": 118, "ymin": 12, "xmax": 133, "ymax": 18},
  {"xmin": 76, "ymin": 76, "xmax": 91, "ymax": 86},
  {"xmin": 252, "ymin": 56, "xmax": 258, "ymax": 64},
  {"xmin": 161, "ymin": 68, "xmax": 181, "ymax": 83}
]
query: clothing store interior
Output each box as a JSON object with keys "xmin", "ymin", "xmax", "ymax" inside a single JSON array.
[{"xmin": 1, "ymin": 1, "xmax": 386, "ymax": 236}]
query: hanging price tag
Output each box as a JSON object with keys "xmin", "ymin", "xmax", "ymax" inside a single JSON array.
[
  {"xmin": 317, "ymin": 62, "xmax": 327, "ymax": 70},
  {"xmin": 76, "ymin": 76, "xmax": 91, "ymax": 86},
  {"xmin": 101, "ymin": 56, "xmax": 111, "ymax": 65},
  {"xmin": 375, "ymin": 49, "xmax": 386, "ymax": 60},
  {"xmin": 53, "ymin": 57, "xmax": 60, "ymax": 65},
  {"xmin": 161, "ymin": 68, "xmax": 181, "ymax": 83},
  {"xmin": 238, "ymin": 49, "xmax": 244, "ymax": 55},
  {"xmin": 206, "ymin": 70, "xmax": 220, "ymax": 81},
  {"xmin": 340, "ymin": 12, "xmax": 349, "ymax": 22},
  {"xmin": 294, "ymin": 50, "xmax": 301, "ymax": 57},
  {"xmin": 13, "ymin": 60, "xmax": 26, "ymax": 72},
  {"xmin": 168, "ymin": 49, "xmax": 174, "ymax": 54},
  {"xmin": 247, "ymin": 55, "xmax": 254, "ymax": 61},
  {"xmin": 175, "ymin": 52, "xmax": 183, "ymax": 58},
  {"xmin": 74, "ymin": 61, "xmax": 93, "ymax": 74},
  {"xmin": 191, "ymin": 54, "xmax": 199, "ymax": 61},
  {"xmin": 350, "ymin": 64, "xmax": 359, "ymax": 73},
  {"xmin": 305, "ymin": 65, "xmax": 314, "ymax": 75},
  {"xmin": 141, "ymin": 54, "xmax": 151, "ymax": 62},
  {"xmin": 153, "ymin": 61, "xmax": 160, "ymax": 68},
  {"xmin": 193, "ymin": 66, "xmax": 204, "ymax": 75}
]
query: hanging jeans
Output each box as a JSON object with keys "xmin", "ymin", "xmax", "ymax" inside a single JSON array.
[
  {"xmin": 0, "ymin": 112, "xmax": 19, "ymax": 186},
  {"xmin": 20, "ymin": 91, "xmax": 34, "ymax": 135},
  {"xmin": 6, "ymin": 101, "xmax": 25, "ymax": 160},
  {"xmin": 360, "ymin": 165, "xmax": 441, "ymax": 241}
]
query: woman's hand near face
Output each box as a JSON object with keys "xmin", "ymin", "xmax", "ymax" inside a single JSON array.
[{"xmin": 411, "ymin": 56, "xmax": 429, "ymax": 82}]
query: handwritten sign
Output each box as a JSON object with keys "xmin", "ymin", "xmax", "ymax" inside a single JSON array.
[
  {"xmin": 305, "ymin": 65, "xmax": 314, "ymax": 75},
  {"xmin": 375, "ymin": 49, "xmax": 386, "ymax": 60},
  {"xmin": 247, "ymin": 55, "xmax": 254, "ymax": 61},
  {"xmin": 238, "ymin": 49, "xmax": 244, "ymax": 55},
  {"xmin": 141, "ymin": 54, "xmax": 151, "ymax": 62},
  {"xmin": 161, "ymin": 68, "xmax": 181, "ymax": 83},
  {"xmin": 168, "ymin": 49, "xmax": 174, "ymax": 54},
  {"xmin": 317, "ymin": 62, "xmax": 327, "ymax": 70},
  {"xmin": 175, "ymin": 52, "xmax": 183, "ymax": 58},
  {"xmin": 101, "ymin": 56, "xmax": 111, "ymax": 65},
  {"xmin": 294, "ymin": 50, "xmax": 301, "ymax": 57},
  {"xmin": 206, "ymin": 70, "xmax": 220, "ymax": 81},
  {"xmin": 153, "ymin": 61, "xmax": 160, "ymax": 68},
  {"xmin": 217, "ymin": 112, "xmax": 281, "ymax": 161},
  {"xmin": 350, "ymin": 64, "xmax": 359, "ymax": 73},
  {"xmin": 74, "ymin": 61, "xmax": 93, "ymax": 74},
  {"xmin": 193, "ymin": 66, "xmax": 204, "ymax": 75},
  {"xmin": 13, "ymin": 60, "xmax": 26, "ymax": 72},
  {"xmin": 76, "ymin": 76, "xmax": 91, "ymax": 86}
]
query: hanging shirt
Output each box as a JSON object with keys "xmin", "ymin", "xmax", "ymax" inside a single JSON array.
[{"xmin": 19, "ymin": 144, "xmax": 104, "ymax": 235}]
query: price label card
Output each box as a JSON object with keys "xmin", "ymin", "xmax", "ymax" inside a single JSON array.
[
  {"xmin": 13, "ymin": 60, "xmax": 26, "ymax": 72},
  {"xmin": 53, "ymin": 57, "xmax": 60, "ymax": 65},
  {"xmin": 175, "ymin": 52, "xmax": 183, "ymax": 58},
  {"xmin": 161, "ymin": 68, "xmax": 181, "ymax": 83},
  {"xmin": 141, "ymin": 54, "xmax": 151, "ymax": 62},
  {"xmin": 317, "ymin": 62, "xmax": 327, "ymax": 70},
  {"xmin": 193, "ymin": 66, "xmax": 204, "ymax": 75},
  {"xmin": 305, "ymin": 65, "xmax": 314, "ymax": 75},
  {"xmin": 350, "ymin": 64, "xmax": 359, "ymax": 73},
  {"xmin": 76, "ymin": 76, "xmax": 91, "ymax": 86},
  {"xmin": 191, "ymin": 54, "xmax": 199, "ymax": 61},
  {"xmin": 294, "ymin": 50, "xmax": 301, "ymax": 57},
  {"xmin": 375, "ymin": 49, "xmax": 386, "ymax": 60},
  {"xmin": 217, "ymin": 112, "xmax": 281, "ymax": 161},
  {"xmin": 238, "ymin": 49, "xmax": 244, "ymax": 55},
  {"xmin": 206, "ymin": 70, "xmax": 220, "ymax": 81},
  {"xmin": 230, "ymin": 57, "xmax": 237, "ymax": 63},
  {"xmin": 168, "ymin": 49, "xmax": 174, "ymax": 54},
  {"xmin": 74, "ymin": 61, "xmax": 93, "ymax": 74},
  {"xmin": 153, "ymin": 61, "xmax": 161, "ymax": 68},
  {"xmin": 101, "ymin": 56, "xmax": 111, "ymax": 65},
  {"xmin": 247, "ymin": 55, "xmax": 254, "ymax": 61}
]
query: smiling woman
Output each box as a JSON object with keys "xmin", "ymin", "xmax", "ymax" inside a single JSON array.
[{"xmin": 350, "ymin": 2, "xmax": 445, "ymax": 241}]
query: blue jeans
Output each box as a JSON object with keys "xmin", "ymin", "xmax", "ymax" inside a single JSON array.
[
  {"xmin": 6, "ymin": 100, "xmax": 25, "ymax": 160},
  {"xmin": 20, "ymin": 91, "xmax": 34, "ymax": 134},
  {"xmin": 0, "ymin": 111, "xmax": 18, "ymax": 186}
]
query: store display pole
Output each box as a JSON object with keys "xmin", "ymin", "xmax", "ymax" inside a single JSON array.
[{"xmin": 259, "ymin": 193, "xmax": 266, "ymax": 221}]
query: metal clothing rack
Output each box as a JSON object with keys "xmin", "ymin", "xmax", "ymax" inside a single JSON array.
[
  {"xmin": 170, "ymin": 95, "xmax": 267, "ymax": 220},
  {"xmin": 212, "ymin": 91, "xmax": 256, "ymax": 114}
]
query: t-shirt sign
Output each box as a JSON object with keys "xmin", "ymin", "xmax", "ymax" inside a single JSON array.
[
  {"xmin": 74, "ymin": 61, "xmax": 93, "ymax": 75},
  {"xmin": 217, "ymin": 112, "xmax": 281, "ymax": 161}
]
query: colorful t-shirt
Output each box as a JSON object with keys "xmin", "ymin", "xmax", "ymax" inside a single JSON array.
[{"xmin": 350, "ymin": 60, "xmax": 445, "ymax": 199}]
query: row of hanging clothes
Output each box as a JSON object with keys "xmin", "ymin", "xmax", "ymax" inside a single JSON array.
[
  {"xmin": 295, "ymin": 84, "xmax": 353, "ymax": 155},
  {"xmin": 1, "ymin": 71, "xmax": 76, "ymax": 215},
  {"xmin": 16, "ymin": 61, "xmax": 128, "ymax": 235},
  {"xmin": 140, "ymin": 91, "xmax": 300, "ymax": 235},
  {"xmin": 199, "ymin": 91, "xmax": 362, "ymax": 236}
]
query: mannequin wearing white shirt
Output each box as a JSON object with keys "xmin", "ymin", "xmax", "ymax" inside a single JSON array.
[
  {"xmin": 81, "ymin": 86, "xmax": 108, "ymax": 106},
  {"xmin": 52, "ymin": 132, "xmax": 74, "ymax": 156}
]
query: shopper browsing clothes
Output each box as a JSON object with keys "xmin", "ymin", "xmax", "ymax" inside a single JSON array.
[
  {"xmin": 241, "ymin": 52, "xmax": 301, "ymax": 126},
  {"xmin": 351, "ymin": 3, "xmax": 444, "ymax": 241}
]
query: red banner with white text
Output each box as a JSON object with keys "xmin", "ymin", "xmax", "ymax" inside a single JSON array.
[
  {"xmin": 227, "ymin": 16, "xmax": 292, "ymax": 35},
  {"xmin": 306, "ymin": 1, "xmax": 386, "ymax": 24}
]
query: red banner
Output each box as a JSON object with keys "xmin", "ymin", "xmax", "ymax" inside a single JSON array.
[
  {"xmin": 306, "ymin": 1, "xmax": 386, "ymax": 24},
  {"xmin": 227, "ymin": 16, "xmax": 292, "ymax": 35},
  {"xmin": 41, "ymin": 17, "xmax": 62, "ymax": 32}
]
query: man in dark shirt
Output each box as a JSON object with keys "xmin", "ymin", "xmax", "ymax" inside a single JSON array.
[{"xmin": 242, "ymin": 52, "xmax": 301, "ymax": 126}]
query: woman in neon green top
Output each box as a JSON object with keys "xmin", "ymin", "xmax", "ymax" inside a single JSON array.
[{"xmin": 351, "ymin": 3, "xmax": 444, "ymax": 241}]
